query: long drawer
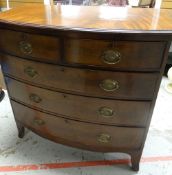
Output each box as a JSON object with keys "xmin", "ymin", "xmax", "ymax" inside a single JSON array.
[
  {"xmin": 6, "ymin": 78, "xmax": 151, "ymax": 127},
  {"xmin": 12, "ymin": 100, "xmax": 145, "ymax": 152},
  {"xmin": 64, "ymin": 38, "xmax": 165, "ymax": 70},
  {"xmin": 0, "ymin": 29, "xmax": 60, "ymax": 63},
  {"xmin": 2, "ymin": 55, "xmax": 158, "ymax": 100}
]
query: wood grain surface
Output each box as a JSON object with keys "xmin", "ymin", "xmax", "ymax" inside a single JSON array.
[
  {"xmin": 12, "ymin": 100, "xmax": 145, "ymax": 152},
  {"xmin": 0, "ymin": 29, "xmax": 60, "ymax": 63},
  {"xmin": 2, "ymin": 55, "xmax": 159, "ymax": 100},
  {"xmin": 6, "ymin": 78, "xmax": 151, "ymax": 127},
  {"xmin": 64, "ymin": 39, "xmax": 165, "ymax": 70},
  {"xmin": 0, "ymin": 4, "xmax": 172, "ymax": 32}
]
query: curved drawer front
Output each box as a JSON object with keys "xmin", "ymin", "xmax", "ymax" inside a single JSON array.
[
  {"xmin": 6, "ymin": 78, "xmax": 151, "ymax": 127},
  {"xmin": 0, "ymin": 29, "xmax": 60, "ymax": 63},
  {"xmin": 12, "ymin": 100, "xmax": 145, "ymax": 152},
  {"xmin": 2, "ymin": 55, "xmax": 158, "ymax": 100},
  {"xmin": 64, "ymin": 39, "xmax": 165, "ymax": 70}
]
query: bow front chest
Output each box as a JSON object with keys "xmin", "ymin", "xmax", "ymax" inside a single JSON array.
[{"xmin": 0, "ymin": 4, "xmax": 172, "ymax": 171}]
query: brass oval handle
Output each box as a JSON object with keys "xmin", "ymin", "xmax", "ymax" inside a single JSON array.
[
  {"xmin": 33, "ymin": 118, "xmax": 45, "ymax": 126},
  {"xmin": 99, "ymin": 107, "xmax": 114, "ymax": 118},
  {"xmin": 24, "ymin": 66, "xmax": 38, "ymax": 78},
  {"xmin": 99, "ymin": 79, "xmax": 119, "ymax": 92},
  {"xmin": 97, "ymin": 133, "xmax": 111, "ymax": 143},
  {"xmin": 29, "ymin": 93, "xmax": 42, "ymax": 103},
  {"xmin": 101, "ymin": 50, "xmax": 121, "ymax": 65},
  {"xmin": 19, "ymin": 41, "xmax": 32, "ymax": 55}
]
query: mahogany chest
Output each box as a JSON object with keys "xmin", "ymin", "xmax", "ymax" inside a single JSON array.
[{"xmin": 0, "ymin": 4, "xmax": 172, "ymax": 171}]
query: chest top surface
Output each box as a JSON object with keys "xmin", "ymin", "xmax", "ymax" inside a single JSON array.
[{"xmin": 0, "ymin": 4, "xmax": 172, "ymax": 33}]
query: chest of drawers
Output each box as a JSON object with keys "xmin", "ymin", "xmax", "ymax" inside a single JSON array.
[{"xmin": 0, "ymin": 4, "xmax": 172, "ymax": 171}]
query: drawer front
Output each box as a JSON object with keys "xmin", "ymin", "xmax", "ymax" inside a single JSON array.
[
  {"xmin": 12, "ymin": 100, "xmax": 145, "ymax": 152},
  {"xmin": 0, "ymin": 29, "xmax": 60, "ymax": 63},
  {"xmin": 7, "ymin": 78, "xmax": 151, "ymax": 127},
  {"xmin": 64, "ymin": 39, "xmax": 165, "ymax": 70},
  {"xmin": 2, "ymin": 55, "xmax": 158, "ymax": 100}
]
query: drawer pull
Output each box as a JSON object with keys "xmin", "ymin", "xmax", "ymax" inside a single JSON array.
[
  {"xmin": 24, "ymin": 67, "xmax": 38, "ymax": 78},
  {"xmin": 97, "ymin": 133, "xmax": 111, "ymax": 143},
  {"xmin": 101, "ymin": 50, "xmax": 121, "ymax": 64},
  {"xmin": 29, "ymin": 93, "xmax": 42, "ymax": 103},
  {"xmin": 100, "ymin": 79, "xmax": 119, "ymax": 92},
  {"xmin": 33, "ymin": 118, "xmax": 45, "ymax": 126},
  {"xmin": 99, "ymin": 107, "xmax": 114, "ymax": 118},
  {"xmin": 19, "ymin": 41, "xmax": 32, "ymax": 55}
]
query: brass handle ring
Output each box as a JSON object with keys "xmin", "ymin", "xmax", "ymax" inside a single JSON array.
[
  {"xmin": 19, "ymin": 41, "xmax": 32, "ymax": 55},
  {"xmin": 33, "ymin": 118, "xmax": 45, "ymax": 126},
  {"xmin": 99, "ymin": 79, "xmax": 119, "ymax": 92},
  {"xmin": 101, "ymin": 50, "xmax": 121, "ymax": 65},
  {"xmin": 24, "ymin": 66, "xmax": 38, "ymax": 78},
  {"xmin": 29, "ymin": 93, "xmax": 42, "ymax": 103},
  {"xmin": 97, "ymin": 133, "xmax": 111, "ymax": 143},
  {"xmin": 99, "ymin": 107, "xmax": 114, "ymax": 118}
]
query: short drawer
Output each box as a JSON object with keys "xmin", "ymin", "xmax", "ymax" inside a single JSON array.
[
  {"xmin": 64, "ymin": 38, "xmax": 165, "ymax": 70},
  {"xmin": 2, "ymin": 54, "xmax": 158, "ymax": 100},
  {"xmin": 6, "ymin": 78, "xmax": 151, "ymax": 127},
  {"xmin": 12, "ymin": 101, "xmax": 145, "ymax": 152},
  {"xmin": 0, "ymin": 29, "xmax": 60, "ymax": 63}
]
